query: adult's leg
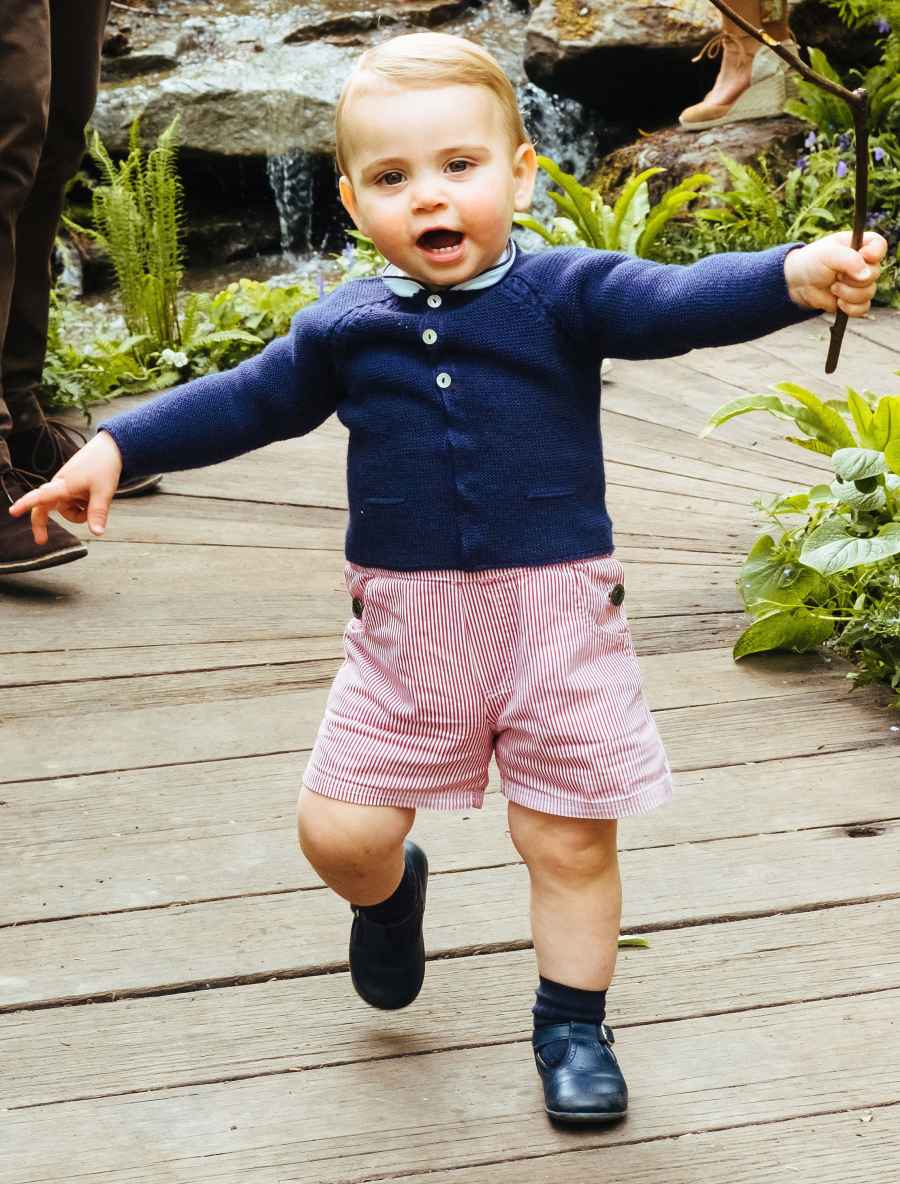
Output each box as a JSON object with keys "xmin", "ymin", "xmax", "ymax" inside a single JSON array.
[
  {"xmin": 0, "ymin": 0, "xmax": 51, "ymax": 467},
  {"xmin": 680, "ymin": 0, "xmax": 794, "ymax": 125},
  {"xmin": 2, "ymin": 0, "xmax": 110, "ymax": 428}
]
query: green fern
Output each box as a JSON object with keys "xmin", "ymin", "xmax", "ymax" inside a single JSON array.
[
  {"xmin": 515, "ymin": 156, "xmax": 712, "ymax": 257},
  {"xmin": 65, "ymin": 117, "xmax": 185, "ymax": 354}
]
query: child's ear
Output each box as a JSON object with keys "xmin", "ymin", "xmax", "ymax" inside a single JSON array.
[
  {"xmin": 512, "ymin": 143, "xmax": 538, "ymax": 212},
  {"xmin": 339, "ymin": 175, "xmax": 364, "ymax": 230}
]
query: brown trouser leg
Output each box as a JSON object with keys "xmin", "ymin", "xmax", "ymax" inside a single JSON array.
[{"xmin": 0, "ymin": 0, "xmax": 110, "ymax": 466}]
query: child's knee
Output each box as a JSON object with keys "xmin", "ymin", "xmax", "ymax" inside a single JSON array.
[
  {"xmin": 296, "ymin": 784, "xmax": 413, "ymax": 870},
  {"xmin": 510, "ymin": 806, "xmax": 618, "ymax": 880}
]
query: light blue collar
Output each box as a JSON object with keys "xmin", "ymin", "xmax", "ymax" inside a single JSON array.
[{"xmin": 381, "ymin": 239, "xmax": 516, "ymax": 298}]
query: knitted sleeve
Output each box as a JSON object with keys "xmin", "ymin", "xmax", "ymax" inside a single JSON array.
[
  {"xmin": 534, "ymin": 243, "xmax": 821, "ymax": 361},
  {"xmin": 99, "ymin": 300, "xmax": 341, "ymax": 478}
]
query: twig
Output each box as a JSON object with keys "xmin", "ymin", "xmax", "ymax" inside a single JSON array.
[{"xmin": 705, "ymin": 0, "xmax": 870, "ymax": 374}]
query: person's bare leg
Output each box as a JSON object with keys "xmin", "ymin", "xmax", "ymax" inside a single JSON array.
[
  {"xmin": 297, "ymin": 785, "xmax": 414, "ymax": 905},
  {"xmin": 507, "ymin": 802, "xmax": 620, "ymax": 990}
]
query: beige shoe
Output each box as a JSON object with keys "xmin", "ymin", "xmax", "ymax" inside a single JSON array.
[{"xmin": 679, "ymin": 36, "xmax": 800, "ymax": 131}]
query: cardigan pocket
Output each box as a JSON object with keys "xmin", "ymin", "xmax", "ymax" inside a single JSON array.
[{"xmin": 526, "ymin": 486, "xmax": 576, "ymax": 500}]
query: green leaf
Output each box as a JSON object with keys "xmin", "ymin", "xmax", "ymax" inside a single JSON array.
[
  {"xmin": 828, "ymin": 480, "xmax": 887, "ymax": 511},
  {"xmin": 846, "ymin": 388, "xmax": 876, "ymax": 446},
  {"xmin": 784, "ymin": 436, "xmax": 835, "ymax": 456},
  {"xmin": 774, "ymin": 382, "xmax": 856, "ymax": 450},
  {"xmin": 886, "ymin": 439, "xmax": 900, "ymax": 476},
  {"xmin": 831, "ymin": 447, "xmax": 886, "ymax": 481},
  {"xmin": 871, "ymin": 396, "xmax": 900, "ymax": 450},
  {"xmin": 733, "ymin": 607, "xmax": 834, "ymax": 660},
  {"xmin": 700, "ymin": 393, "xmax": 797, "ymax": 437},
  {"xmin": 617, "ymin": 935, "xmax": 650, "ymax": 949},
  {"xmin": 737, "ymin": 534, "xmax": 827, "ymax": 610},
  {"xmin": 612, "ymin": 167, "xmax": 663, "ymax": 251},
  {"xmin": 800, "ymin": 520, "xmax": 900, "ymax": 574}
]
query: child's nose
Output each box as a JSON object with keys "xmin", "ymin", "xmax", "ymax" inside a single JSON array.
[{"xmin": 409, "ymin": 179, "xmax": 446, "ymax": 212}]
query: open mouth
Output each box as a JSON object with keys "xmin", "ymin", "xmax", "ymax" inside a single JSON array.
[{"xmin": 416, "ymin": 228, "xmax": 465, "ymax": 255}]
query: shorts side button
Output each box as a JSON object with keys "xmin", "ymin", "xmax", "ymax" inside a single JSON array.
[
  {"xmin": 352, "ymin": 596, "xmax": 364, "ymax": 618},
  {"xmin": 609, "ymin": 583, "xmax": 625, "ymax": 606}
]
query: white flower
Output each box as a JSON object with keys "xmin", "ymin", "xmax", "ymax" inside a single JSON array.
[{"xmin": 159, "ymin": 348, "xmax": 188, "ymax": 368}]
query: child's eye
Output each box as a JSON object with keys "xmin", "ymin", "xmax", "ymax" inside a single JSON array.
[
  {"xmin": 378, "ymin": 171, "xmax": 405, "ymax": 187},
  {"xmin": 446, "ymin": 159, "xmax": 471, "ymax": 174}
]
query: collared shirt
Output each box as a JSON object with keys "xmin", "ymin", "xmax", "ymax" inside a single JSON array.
[
  {"xmin": 381, "ymin": 239, "xmax": 517, "ymax": 298},
  {"xmin": 101, "ymin": 243, "xmax": 818, "ymax": 572}
]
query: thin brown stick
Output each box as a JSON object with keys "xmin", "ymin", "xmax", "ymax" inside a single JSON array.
[{"xmin": 705, "ymin": 0, "xmax": 870, "ymax": 373}]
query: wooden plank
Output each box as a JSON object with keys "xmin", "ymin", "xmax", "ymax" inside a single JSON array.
[
  {"xmin": 2, "ymin": 815, "xmax": 898, "ymax": 1007},
  {"xmin": 0, "ymin": 546, "xmax": 757, "ymax": 661},
  {"xmin": 845, "ymin": 309, "xmax": 900, "ymax": 359},
  {"xmin": 359, "ymin": 1106, "xmax": 900, "ymax": 1184},
  {"xmin": 4, "ymin": 738, "xmax": 897, "ymax": 922},
  {"xmin": 3, "ymin": 638, "xmax": 892, "ymax": 783},
  {"xmin": 2, "ymin": 898, "xmax": 897, "ymax": 1110},
  {"xmin": 754, "ymin": 316, "xmax": 900, "ymax": 393},
  {"xmin": 2, "ymin": 991, "xmax": 898, "ymax": 1181}
]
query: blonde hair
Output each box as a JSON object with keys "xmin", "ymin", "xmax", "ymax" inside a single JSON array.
[{"xmin": 335, "ymin": 32, "xmax": 530, "ymax": 177}]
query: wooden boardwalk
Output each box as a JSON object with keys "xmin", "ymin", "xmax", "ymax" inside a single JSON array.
[{"xmin": 2, "ymin": 311, "xmax": 899, "ymax": 1181}]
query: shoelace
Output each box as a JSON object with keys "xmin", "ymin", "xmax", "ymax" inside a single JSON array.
[
  {"xmin": 22, "ymin": 416, "xmax": 88, "ymax": 476},
  {"xmin": 0, "ymin": 464, "xmax": 44, "ymax": 506},
  {"xmin": 691, "ymin": 30, "xmax": 756, "ymax": 65}
]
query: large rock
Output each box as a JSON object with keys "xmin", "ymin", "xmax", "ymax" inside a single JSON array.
[
  {"xmin": 524, "ymin": 0, "xmax": 880, "ymax": 122},
  {"xmin": 591, "ymin": 114, "xmax": 808, "ymax": 203}
]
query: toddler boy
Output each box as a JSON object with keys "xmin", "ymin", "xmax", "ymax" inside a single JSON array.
[{"xmin": 11, "ymin": 32, "xmax": 885, "ymax": 1123}]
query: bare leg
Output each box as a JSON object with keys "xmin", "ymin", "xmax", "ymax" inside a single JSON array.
[
  {"xmin": 507, "ymin": 801, "xmax": 621, "ymax": 990},
  {"xmin": 297, "ymin": 785, "xmax": 415, "ymax": 905}
]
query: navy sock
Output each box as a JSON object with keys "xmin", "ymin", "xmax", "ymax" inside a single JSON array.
[
  {"xmin": 356, "ymin": 857, "xmax": 416, "ymax": 924},
  {"xmin": 533, "ymin": 976, "xmax": 608, "ymax": 1066}
]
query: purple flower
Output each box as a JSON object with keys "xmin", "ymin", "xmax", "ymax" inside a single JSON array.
[
  {"xmin": 875, "ymin": 18, "xmax": 891, "ymax": 35},
  {"xmin": 795, "ymin": 156, "xmax": 809, "ymax": 172},
  {"xmin": 873, "ymin": 146, "xmax": 886, "ymax": 163},
  {"xmin": 836, "ymin": 159, "xmax": 849, "ymax": 178},
  {"xmin": 342, "ymin": 242, "xmax": 355, "ymax": 262},
  {"xmin": 866, "ymin": 212, "xmax": 883, "ymax": 227},
  {"xmin": 837, "ymin": 133, "xmax": 852, "ymax": 151},
  {"xmin": 804, "ymin": 130, "xmax": 817, "ymax": 148}
]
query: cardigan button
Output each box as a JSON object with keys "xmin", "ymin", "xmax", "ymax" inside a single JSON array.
[
  {"xmin": 422, "ymin": 329, "xmax": 437, "ymax": 345},
  {"xmin": 351, "ymin": 596, "xmax": 364, "ymax": 619},
  {"xmin": 436, "ymin": 372, "xmax": 452, "ymax": 389},
  {"xmin": 609, "ymin": 583, "xmax": 625, "ymax": 607},
  {"xmin": 427, "ymin": 294, "xmax": 442, "ymax": 308}
]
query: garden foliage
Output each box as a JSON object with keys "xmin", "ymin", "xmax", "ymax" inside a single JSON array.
[
  {"xmin": 702, "ymin": 382, "xmax": 900, "ymax": 705},
  {"xmin": 514, "ymin": 156, "xmax": 712, "ymax": 257}
]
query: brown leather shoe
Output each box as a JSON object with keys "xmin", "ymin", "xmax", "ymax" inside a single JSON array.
[
  {"xmin": 0, "ymin": 466, "xmax": 87, "ymax": 575},
  {"xmin": 7, "ymin": 394, "xmax": 161, "ymax": 498}
]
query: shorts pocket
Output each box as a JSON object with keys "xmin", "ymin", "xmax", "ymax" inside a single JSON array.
[
  {"xmin": 345, "ymin": 571, "xmax": 381, "ymax": 637},
  {"xmin": 573, "ymin": 559, "xmax": 630, "ymax": 637}
]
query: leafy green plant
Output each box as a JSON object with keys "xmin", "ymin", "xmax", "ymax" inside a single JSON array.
[
  {"xmin": 784, "ymin": 47, "xmax": 900, "ymax": 136},
  {"xmin": 514, "ymin": 156, "xmax": 712, "ymax": 257},
  {"xmin": 66, "ymin": 117, "xmax": 185, "ymax": 353},
  {"xmin": 701, "ymin": 382, "xmax": 900, "ymax": 703}
]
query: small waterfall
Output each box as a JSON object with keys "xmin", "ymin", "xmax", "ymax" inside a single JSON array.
[
  {"xmin": 518, "ymin": 81, "xmax": 621, "ymax": 224},
  {"xmin": 266, "ymin": 151, "xmax": 342, "ymax": 254}
]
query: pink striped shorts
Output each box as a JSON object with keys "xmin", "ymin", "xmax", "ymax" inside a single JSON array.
[{"xmin": 303, "ymin": 554, "xmax": 672, "ymax": 818}]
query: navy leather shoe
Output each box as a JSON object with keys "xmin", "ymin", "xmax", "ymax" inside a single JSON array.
[
  {"xmin": 533, "ymin": 1021, "xmax": 628, "ymax": 1123},
  {"xmin": 349, "ymin": 840, "xmax": 428, "ymax": 1010}
]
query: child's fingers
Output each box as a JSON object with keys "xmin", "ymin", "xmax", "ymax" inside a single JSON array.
[
  {"xmin": 860, "ymin": 232, "xmax": 888, "ymax": 263},
  {"xmin": 7, "ymin": 477, "xmax": 67, "ymax": 518},
  {"xmin": 86, "ymin": 487, "xmax": 114, "ymax": 537}
]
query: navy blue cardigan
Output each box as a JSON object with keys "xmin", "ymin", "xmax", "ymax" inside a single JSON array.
[{"xmin": 101, "ymin": 243, "xmax": 819, "ymax": 571}]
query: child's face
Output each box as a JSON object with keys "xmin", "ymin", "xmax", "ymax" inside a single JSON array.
[{"xmin": 339, "ymin": 79, "xmax": 536, "ymax": 288}]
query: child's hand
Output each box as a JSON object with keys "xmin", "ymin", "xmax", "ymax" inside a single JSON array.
[
  {"xmin": 8, "ymin": 430, "xmax": 123, "ymax": 542},
  {"xmin": 784, "ymin": 231, "xmax": 887, "ymax": 316}
]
